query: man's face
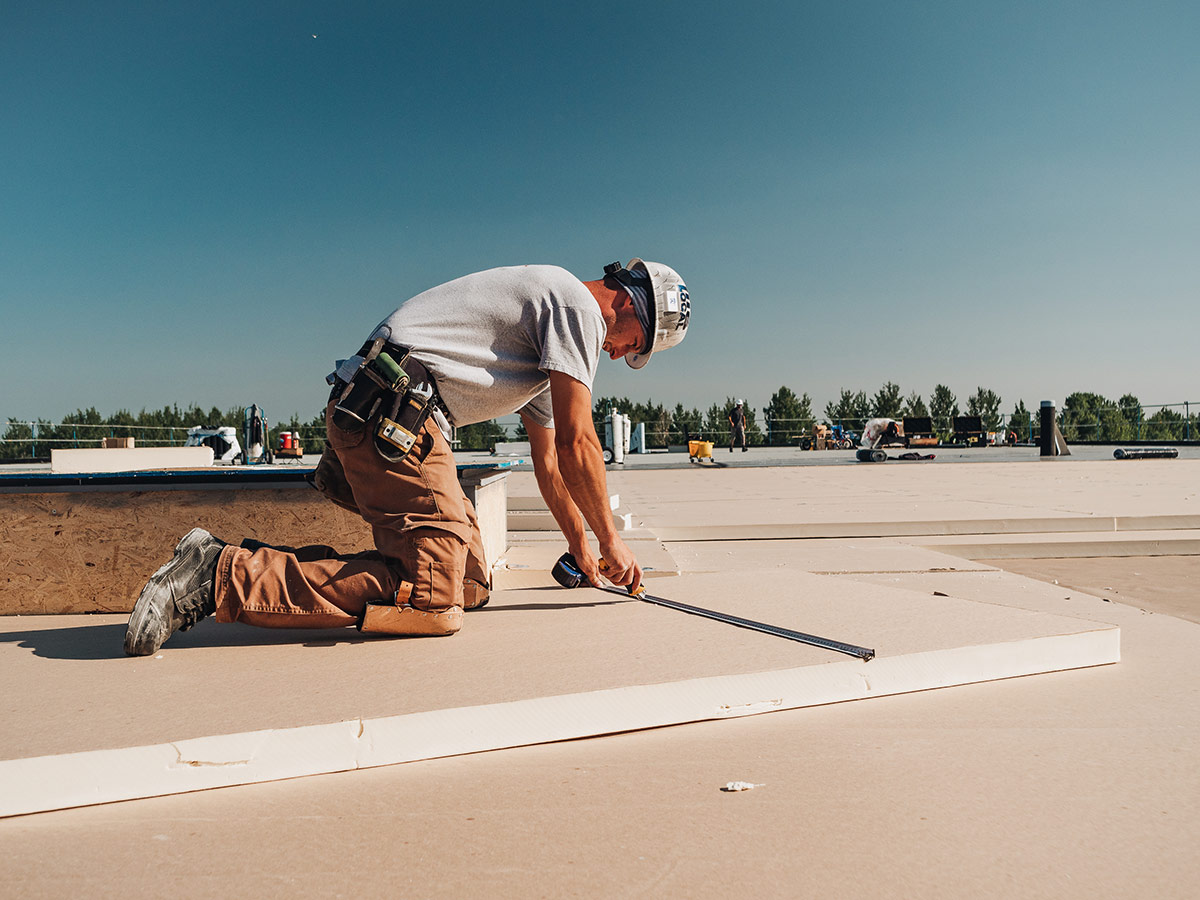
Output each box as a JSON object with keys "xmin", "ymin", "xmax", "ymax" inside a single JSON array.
[{"xmin": 602, "ymin": 291, "xmax": 648, "ymax": 361}]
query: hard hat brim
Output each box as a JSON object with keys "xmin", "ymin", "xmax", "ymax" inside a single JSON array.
[{"xmin": 622, "ymin": 258, "xmax": 687, "ymax": 370}]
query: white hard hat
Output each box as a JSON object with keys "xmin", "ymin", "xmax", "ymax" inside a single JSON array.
[{"xmin": 618, "ymin": 259, "xmax": 690, "ymax": 369}]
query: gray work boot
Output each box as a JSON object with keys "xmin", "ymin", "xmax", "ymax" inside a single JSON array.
[{"xmin": 124, "ymin": 528, "xmax": 226, "ymax": 656}]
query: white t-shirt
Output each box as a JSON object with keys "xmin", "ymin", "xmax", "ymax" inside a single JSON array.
[{"xmin": 365, "ymin": 265, "xmax": 605, "ymax": 429}]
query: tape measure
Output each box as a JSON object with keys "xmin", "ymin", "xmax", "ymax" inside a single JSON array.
[{"xmin": 550, "ymin": 553, "xmax": 874, "ymax": 661}]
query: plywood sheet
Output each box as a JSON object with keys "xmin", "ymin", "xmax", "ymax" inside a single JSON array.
[{"xmin": 0, "ymin": 489, "xmax": 373, "ymax": 615}]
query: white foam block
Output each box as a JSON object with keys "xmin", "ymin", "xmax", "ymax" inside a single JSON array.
[{"xmin": 50, "ymin": 447, "xmax": 215, "ymax": 473}]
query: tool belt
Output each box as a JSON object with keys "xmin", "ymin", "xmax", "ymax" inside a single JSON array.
[{"xmin": 329, "ymin": 338, "xmax": 443, "ymax": 463}]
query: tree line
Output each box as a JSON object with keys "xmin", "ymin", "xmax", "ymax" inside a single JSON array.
[
  {"xmin": 0, "ymin": 404, "xmax": 323, "ymax": 461},
  {"xmin": 588, "ymin": 385, "xmax": 1197, "ymax": 447},
  {"xmin": 3, "ymin": 386, "xmax": 1196, "ymax": 460},
  {"xmin": 0, "ymin": 402, "xmax": 525, "ymax": 458}
]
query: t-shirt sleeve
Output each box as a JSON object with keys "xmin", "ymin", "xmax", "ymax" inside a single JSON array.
[
  {"xmin": 518, "ymin": 388, "xmax": 554, "ymax": 428},
  {"xmin": 539, "ymin": 302, "xmax": 604, "ymax": 386},
  {"xmin": 519, "ymin": 304, "xmax": 604, "ymax": 430}
]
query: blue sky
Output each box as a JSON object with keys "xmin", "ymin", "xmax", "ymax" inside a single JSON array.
[{"xmin": 3, "ymin": 1, "xmax": 1197, "ymax": 427}]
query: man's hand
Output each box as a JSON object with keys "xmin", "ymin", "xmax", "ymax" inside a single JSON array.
[
  {"xmin": 598, "ymin": 534, "xmax": 642, "ymax": 593},
  {"xmin": 564, "ymin": 537, "xmax": 600, "ymax": 586},
  {"xmin": 522, "ymin": 372, "xmax": 645, "ymax": 594}
]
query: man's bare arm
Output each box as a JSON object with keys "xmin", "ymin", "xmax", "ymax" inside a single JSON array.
[
  {"xmin": 520, "ymin": 411, "xmax": 590, "ymax": 558},
  {"xmin": 539, "ymin": 371, "xmax": 641, "ymax": 589}
]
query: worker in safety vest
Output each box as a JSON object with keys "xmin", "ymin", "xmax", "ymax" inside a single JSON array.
[{"xmin": 125, "ymin": 260, "xmax": 691, "ymax": 654}]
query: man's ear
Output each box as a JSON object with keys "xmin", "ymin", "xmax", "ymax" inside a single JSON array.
[{"xmin": 610, "ymin": 286, "xmax": 633, "ymax": 313}]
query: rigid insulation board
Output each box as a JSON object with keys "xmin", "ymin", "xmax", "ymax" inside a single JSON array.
[
  {"xmin": 50, "ymin": 447, "xmax": 215, "ymax": 472},
  {"xmin": 907, "ymin": 530, "xmax": 1200, "ymax": 560},
  {"xmin": 603, "ymin": 462, "xmax": 1200, "ymax": 536},
  {"xmin": 0, "ymin": 570, "xmax": 1118, "ymax": 817}
]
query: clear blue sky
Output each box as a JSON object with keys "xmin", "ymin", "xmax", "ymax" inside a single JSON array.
[{"xmin": 3, "ymin": 1, "xmax": 1197, "ymax": 426}]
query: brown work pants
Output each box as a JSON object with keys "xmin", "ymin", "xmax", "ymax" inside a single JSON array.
[{"xmin": 212, "ymin": 399, "xmax": 488, "ymax": 636}]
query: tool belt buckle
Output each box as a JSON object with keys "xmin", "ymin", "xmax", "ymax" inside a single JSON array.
[{"xmin": 376, "ymin": 416, "xmax": 418, "ymax": 456}]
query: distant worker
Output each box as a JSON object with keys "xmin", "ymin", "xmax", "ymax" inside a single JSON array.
[
  {"xmin": 728, "ymin": 399, "xmax": 747, "ymax": 452},
  {"xmin": 125, "ymin": 260, "xmax": 691, "ymax": 655},
  {"xmin": 861, "ymin": 417, "xmax": 904, "ymax": 449}
]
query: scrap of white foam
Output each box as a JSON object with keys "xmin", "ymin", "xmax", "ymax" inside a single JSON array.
[{"xmin": 721, "ymin": 781, "xmax": 762, "ymax": 792}]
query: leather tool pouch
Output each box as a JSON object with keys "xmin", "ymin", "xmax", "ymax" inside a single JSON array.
[
  {"xmin": 331, "ymin": 338, "xmax": 410, "ymax": 435},
  {"xmin": 331, "ymin": 339, "xmax": 439, "ymax": 464},
  {"xmin": 373, "ymin": 377, "xmax": 435, "ymax": 463}
]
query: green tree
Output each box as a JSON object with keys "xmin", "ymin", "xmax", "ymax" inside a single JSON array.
[
  {"xmin": 824, "ymin": 389, "xmax": 870, "ymax": 430},
  {"xmin": 53, "ymin": 407, "xmax": 106, "ymax": 448},
  {"xmin": 593, "ymin": 395, "xmax": 634, "ymax": 417},
  {"xmin": 1008, "ymin": 400, "xmax": 1032, "ymax": 441},
  {"xmin": 1059, "ymin": 392, "xmax": 1134, "ymax": 442},
  {"xmin": 294, "ymin": 410, "xmax": 327, "ymax": 450},
  {"xmin": 592, "ymin": 396, "xmax": 672, "ymax": 448},
  {"xmin": 1061, "ymin": 392, "xmax": 1101, "ymax": 441},
  {"xmin": 629, "ymin": 398, "xmax": 671, "ymax": 448},
  {"xmin": 645, "ymin": 403, "xmax": 672, "ymax": 448},
  {"xmin": 0, "ymin": 419, "xmax": 36, "ymax": 460},
  {"xmin": 929, "ymin": 385, "xmax": 959, "ymax": 439},
  {"xmin": 1117, "ymin": 393, "xmax": 1142, "ymax": 438},
  {"xmin": 871, "ymin": 382, "xmax": 903, "ymax": 419},
  {"xmin": 1144, "ymin": 407, "xmax": 1186, "ymax": 440},
  {"xmin": 763, "ymin": 386, "xmax": 814, "ymax": 445},
  {"xmin": 455, "ymin": 420, "xmax": 508, "ymax": 451},
  {"xmin": 668, "ymin": 403, "xmax": 703, "ymax": 445},
  {"xmin": 967, "ymin": 387, "xmax": 1003, "ymax": 433},
  {"xmin": 902, "ymin": 392, "xmax": 928, "ymax": 419},
  {"xmin": 702, "ymin": 402, "xmax": 725, "ymax": 438},
  {"xmin": 742, "ymin": 405, "xmax": 764, "ymax": 446}
]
